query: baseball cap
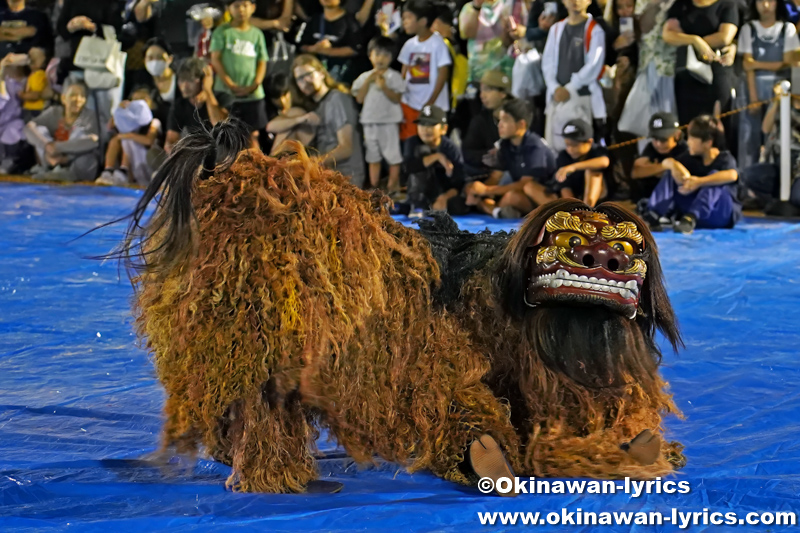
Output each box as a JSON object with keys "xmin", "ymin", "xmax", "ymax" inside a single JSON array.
[
  {"xmin": 415, "ymin": 105, "xmax": 447, "ymax": 126},
  {"xmin": 649, "ymin": 112, "xmax": 680, "ymax": 140},
  {"xmin": 480, "ymin": 70, "xmax": 512, "ymax": 92},
  {"xmin": 561, "ymin": 119, "xmax": 593, "ymax": 142}
]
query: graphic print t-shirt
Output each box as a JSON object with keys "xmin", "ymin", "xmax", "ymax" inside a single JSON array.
[
  {"xmin": 398, "ymin": 32, "xmax": 452, "ymax": 111},
  {"xmin": 210, "ymin": 23, "xmax": 269, "ymax": 102}
]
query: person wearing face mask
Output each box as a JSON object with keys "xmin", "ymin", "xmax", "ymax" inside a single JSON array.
[{"xmin": 144, "ymin": 37, "xmax": 177, "ymax": 105}]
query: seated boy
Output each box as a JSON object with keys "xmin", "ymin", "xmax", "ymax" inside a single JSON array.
[
  {"xmin": 465, "ymin": 97, "xmax": 557, "ymax": 218},
  {"xmin": 401, "ymin": 104, "xmax": 465, "ymax": 213},
  {"xmin": 534, "ymin": 119, "xmax": 609, "ymax": 208},
  {"xmin": 646, "ymin": 114, "xmax": 741, "ymax": 234},
  {"xmin": 631, "ymin": 112, "xmax": 688, "ymax": 202}
]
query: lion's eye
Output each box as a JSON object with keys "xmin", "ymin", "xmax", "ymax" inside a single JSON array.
[
  {"xmin": 554, "ymin": 232, "xmax": 588, "ymax": 248},
  {"xmin": 608, "ymin": 240, "xmax": 634, "ymax": 255}
]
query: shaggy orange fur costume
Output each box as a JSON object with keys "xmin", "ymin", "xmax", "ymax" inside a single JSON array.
[
  {"xmin": 115, "ymin": 120, "xmax": 683, "ymax": 494},
  {"xmin": 119, "ymin": 121, "xmax": 517, "ymax": 493}
]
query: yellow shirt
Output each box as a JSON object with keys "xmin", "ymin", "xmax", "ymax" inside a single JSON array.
[{"xmin": 23, "ymin": 69, "xmax": 48, "ymax": 111}]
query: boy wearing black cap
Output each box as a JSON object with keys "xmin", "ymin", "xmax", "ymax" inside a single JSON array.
[
  {"xmin": 631, "ymin": 112, "xmax": 688, "ymax": 201},
  {"xmin": 402, "ymin": 104, "xmax": 465, "ymax": 213},
  {"xmin": 646, "ymin": 114, "xmax": 740, "ymax": 234},
  {"xmin": 547, "ymin": 118, "xmax": 610, "ymax": 207},
  {"xmin": 466, "ymin": 98, "xmax": 557, "ymax": 218}
]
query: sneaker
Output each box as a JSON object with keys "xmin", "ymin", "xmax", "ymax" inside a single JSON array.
[
  {"xmin": 95, "ymin": 169, "xmax": 129, "ymax": 186},
  {"xmin": 673, "ymin": 215, "xmax": 697, "ymax": 234},
  {"xmin": 642, "ymin": 211, "xmax": 664, "ymax": 232}
]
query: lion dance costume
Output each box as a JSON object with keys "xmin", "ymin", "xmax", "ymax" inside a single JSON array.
[{"xmin": 116, "ymin": 119, "xmax": 684, "ymax": 495}]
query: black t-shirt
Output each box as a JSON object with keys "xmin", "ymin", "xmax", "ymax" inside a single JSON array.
[
  {"xmin": 404, "ymin": 135, "xmax": 466, "ymax": 196},
  {"xmin": 554, "ymin": 144, "xmax": 610, "ymax": 194},
  {"xmin": 461, "ymin": 106, "xmax": 499, "ymax": 168},
  {"xmin": 255, "ymin": 0, "xmax": 286, "ymax": 21},
  {"xmin": 675, "ymin": 149, "xmax": 737, "ymax": 177},
  {"xmin": 167, "ymin": 92, "xmax": 235, "ymax": 136},
  {"xmin": 666, "ymin": 0, "xmax": 739, "ymax": 84},
  {"xmin": 497, "ymin": 132, "xmax": 557, "ymax": 183},
  {"xmin": 0, "ymin": 6, "xmax": 52, "ymax": 56},
  {"xmin": 301, "ymin": 12, "xmax": 362, "ymax": 75},
  {"xmin": 666, "ymin": 0, "xmax": 739, "ymax": 38},
  {"xmin": 641, "ymin": 140, "xmax": 689, "ymax": 163}
]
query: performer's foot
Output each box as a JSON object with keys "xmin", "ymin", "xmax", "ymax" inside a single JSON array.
[
  {"xmin": 305, "ymin": 480, "xmax": 344, "ymax": 494},
  {"xmin": 621, "ymin": 429, "xmax": 662, "ymax": 465},
  {"xmin": 469, "ymin": 434, "xmax": 518, "ymax": 497}
]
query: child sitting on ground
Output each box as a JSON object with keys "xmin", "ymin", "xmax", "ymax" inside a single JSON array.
[
  {"xmin": 631, "ymin": 112, "xmax": 688, "ymax": 203},
  {"xmin": 645, "ymin": 114, "xmax": 741, "ymax": 234},
  {"xmin": 534, "ymin": 118, "xmax": 610, "ymax": 207},
  {"xmin": 96, "ymin": 86, "xmax": 161, "ymax": 186}
]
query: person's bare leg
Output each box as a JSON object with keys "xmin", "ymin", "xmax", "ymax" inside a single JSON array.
[
  {"xmin": 584, "ymin": 170, "xmax": 605, "ymax": 207},
  {"xmin": 368, "ymin": 162, "xmax": 381, "ymax": 188},
  {"xmin": 498, "ymin": 191, "xmax": 535, "ymax": 215},
  {"xmin": 523, "ymin": 180, "xmax": 559, "ymax": 207},
  {"xmin": 104, "ymin": 135, "xmax": 121, "ymax": 169},
  {"xmin": 387, "ymin": 164, "xmax": 401, "ymax": 192}
]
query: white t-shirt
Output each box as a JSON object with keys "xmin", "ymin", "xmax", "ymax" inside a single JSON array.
[
  {"xmin": 738, "ymin": 21, "xmax": 800, "ymax": 55},
  {"xmin": 397, "ymin": 32, "xmax": 453, "ymax": 111}
]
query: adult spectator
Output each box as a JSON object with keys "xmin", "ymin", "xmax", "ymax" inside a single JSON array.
[
  {"xmin": 132, "ymin": 0, "xmax": 215, "ymax": 59},
  {"xmin": 458, "ymin": 0, "xmax": 519, "ymax": 82},
  {"xmin": 24, "ymin": 78, "xmax": 100, "ymax": 181},
  {"xmin": 0, "ymin": 0, "xmax": 52, "ymax": 58},
  {"xmin": 461, "ymin": 69, "xmax": 511, "ymax": 179},
  {"xmin": 56, "ymin": 0, "xmax": 123, "ymax": 82},
  {"xmin": 293, "ymin": 53, "xmax": 366, "ymax": 187},
  {"xmin": 662, "ymin": 0, "xmax": 739, "ymax": 150}
]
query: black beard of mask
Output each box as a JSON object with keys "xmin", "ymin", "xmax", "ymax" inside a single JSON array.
[{"xmin": 523, "ymin": 305, "xmax": 660, "ymax": 390}]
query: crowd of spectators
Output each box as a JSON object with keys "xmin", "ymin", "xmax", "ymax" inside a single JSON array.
[{"xmin": 1, "ymin": 0, "xmax": 800, "ymax": 233}]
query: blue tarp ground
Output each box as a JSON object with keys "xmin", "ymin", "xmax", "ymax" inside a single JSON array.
[{"xmin": 1, "ymin": 182, "xmax": 799, "ymax": 532}]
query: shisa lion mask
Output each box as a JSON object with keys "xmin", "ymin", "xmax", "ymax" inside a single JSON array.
[{"xmin": 526, "ymin": 210, "xmax": 647, "ymax": 319}]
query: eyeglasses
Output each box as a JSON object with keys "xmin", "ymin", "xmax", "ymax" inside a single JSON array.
[{"xmin": 295, "ymin": 70, "xmax": 317, "ymax": 82}]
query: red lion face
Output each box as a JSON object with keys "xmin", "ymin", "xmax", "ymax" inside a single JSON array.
[{"xmin": 526, "ymin": 210, "xmax": 646, "ymax": 318}]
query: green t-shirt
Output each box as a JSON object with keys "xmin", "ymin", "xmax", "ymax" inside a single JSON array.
[{"xmin": 210, "ymin": 23, "xmax": 268, "ymax": 102}]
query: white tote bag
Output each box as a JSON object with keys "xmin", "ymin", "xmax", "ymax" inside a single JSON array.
[
  {"xmin": 617, "ymin": 61, "xmax": 677, "ymax": 137},
  {"xmin": 74, "ymin": 25, "xmax": 119, "ymax": 73}
]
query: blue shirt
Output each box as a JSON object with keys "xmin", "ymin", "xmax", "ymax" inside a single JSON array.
[{"xmin": 497, "ymin": 132, "xmax": 557, "ymax": 184}]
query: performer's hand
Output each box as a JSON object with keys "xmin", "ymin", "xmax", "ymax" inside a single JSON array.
[
  {"xmin": 554, "ymin": 86, "xmax": 570, "ymax": 103},
  {"xmin": 555, "ymin": 165, "xmax": 574, "ymax": 183}
]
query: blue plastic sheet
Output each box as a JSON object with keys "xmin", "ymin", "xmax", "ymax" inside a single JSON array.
[{"xmin": 1, "ymin": 182, "xmax": 800, "ymax": 532}]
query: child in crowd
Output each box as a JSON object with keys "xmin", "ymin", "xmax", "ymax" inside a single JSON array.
[
  {"xmin": 631, "ymin": 112, "xmax": 688, "ymax": 202},
  {"xmin": 465, "ymin": 98, "xmax": 557, "ymax": 218},
  {"xmin": 24, "ymin": 79, "xmax": 100, "ymax": 182},
  {"xmin": 402, "ymin": 104, "xmax": 465, "ymax": 213},
  {"xmin": 211, "ymin": 0, "xmax": 268, "ymax": 141},
  {"xmin": 398, "ymin": 0, "xmax": 452, "ymax": 141},
  {"xmin": 461, "ymin": 69, "xmax": 510, "ymax": 179},
  {"xmin": 0, "ymin": 53, "xmax": 29, "ymax": 174},
  {"xmin": 18, "ymin": 46, "xmax": 50, "ymax": 121},
  {"xmin": 545, "ymin": 118, "xmax": 610, "ymax": 207},
  {"xmin": 352, "ymin": 36, "xmax": 406, "ymax": 192},
  {"xmin": 96, "ymin": 86, "xmax": 161, "ymax": 186},
  {"xmin": 645, "ymin": 115, "xmax": 741, "ymax": 234},
  {"xmin": 265, "ymin": 72, "xmax": 317, "ymax": 155},
  {"xmin": 542, "ymin": 0, "xmax": 607, "ymax": 151}
]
